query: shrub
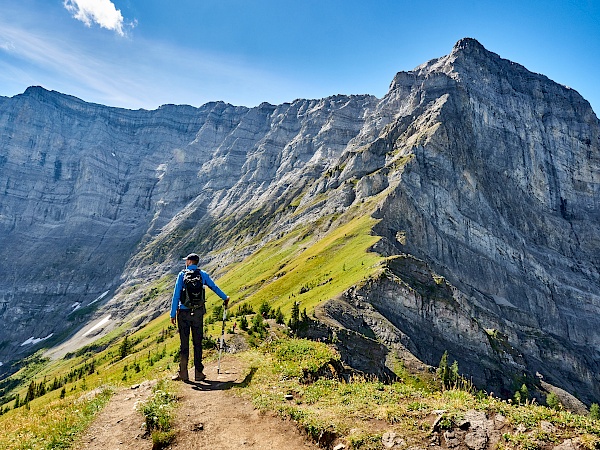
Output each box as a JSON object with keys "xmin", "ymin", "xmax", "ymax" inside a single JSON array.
[{"xmin": 239, "ymin": 315, "xmax": 249, "ymax": 331}]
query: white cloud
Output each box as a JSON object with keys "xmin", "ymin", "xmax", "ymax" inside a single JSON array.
[
  {"xmin": 0, "ymin": 23, "xmax": 145, "ymax": 105},
  {"xmin": 63, "ymin": 0, "xmax": 126, "ymax": 36}
]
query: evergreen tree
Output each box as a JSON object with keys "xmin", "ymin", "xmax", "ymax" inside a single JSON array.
[
  {"xmin": 235, "ymin": 303, "xmax": 254, "ymax": 317},
  {"xmin": 274, "ymin": 306, "xmax": 285, "ymax": 324},
  {"xmin": 239, "ymin": 314, "xmax": 249, "ymax": 331},
  {"xmin": 437, "ymin": 351, "xmax": 451, "ymax": 389},
  {"xmin": 514, "ymin": 391, "xmax": 522, "ymax": 405},
  {"xmin": 259, "ymin": 300, "xmax": 272, "ymax": 318},
  {"xmin": 450, "ymin": 360, "xmax": 459, "ymax": 387},
  {"xmin": 301, "ymin": 308, "xmax": 309, "ymax": 323},
  {"xmin": 590, "ymin": 403, "xmax": 600, "ymax": 419},
  {"xmin": 118, "ymin": 335, "xmax": 130, "ymax": 360},
  {"xmin": 25, "ymin": 381, "xmax": 36, "ymax": 404},
  {"xmin": 212, "ymin": 304, "xmax": 224, "ymax": 323},
  {"xmin": 60, "ymin": 387, "xmax": 66, "ymax": 399},
  {"xmin": 288, "ymin": 302, "xmax": 300, "ymax": 334},
  {"xmin": 13, "ymin": 393, "xmax": 20, "ymax": 409},
  {"xmin": 37, "ymin": 380, "xmax": 46, "ymax": 398},
  {"xmin": 520, "ymin": 384, "xmax": 529, "ymax": 403},
  {"xmin": 250, "ymin": 313, "xmax": 268, "ymax": 338}
]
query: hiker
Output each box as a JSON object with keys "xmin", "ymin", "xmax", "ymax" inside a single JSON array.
[{"xmin": 170, "ymin": 253, "xmax": 229, "ymax": 381}]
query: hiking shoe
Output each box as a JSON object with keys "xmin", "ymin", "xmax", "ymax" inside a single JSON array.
[
  {"xmin": 195, "ymin": 373, "xmax": 206, "ymax": 382},
  {"xmin": 171, "ymin": 374, "xmax": 189, "ymax": 381}
]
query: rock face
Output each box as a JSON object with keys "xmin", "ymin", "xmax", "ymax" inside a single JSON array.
[
  {"xmin": 368, "ymin": 39, "xmax": 600, "ymax": 401},
  {"xmin": 1, "ymin": 39, "xmax": 599, "ymax": 405},
  {"xmin": 318, "ymin": 39, "xmax": 600, "ymax": 402}
]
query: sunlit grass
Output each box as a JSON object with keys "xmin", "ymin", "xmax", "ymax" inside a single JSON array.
[
  {"xmin": 0, "ymin": 386, "xmax": 112, "ymax": 450},
  {"xmin": 214, "ymin": 211, "xmax": 384, "ymax": 318},
  {"xmin": 234, "ymin": 338, "xmax": 600, "ymax": 450}
]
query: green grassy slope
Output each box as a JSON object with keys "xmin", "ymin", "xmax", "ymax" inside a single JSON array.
[
  {"xmin": 3, "ymin": 196, "xmax": 599, "ymax": 450},
  {"xmin": 0, "ymin": 204, "xmax": 385, "ymax": 448},
  {"xmin": 215, "ymin": 212, "xmax": 384, "ymax": 317}
]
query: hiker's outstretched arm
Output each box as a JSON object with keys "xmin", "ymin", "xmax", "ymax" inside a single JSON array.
[{"xmin": 201, "ymin": 271, "xmax": 228, "ymax": 301}]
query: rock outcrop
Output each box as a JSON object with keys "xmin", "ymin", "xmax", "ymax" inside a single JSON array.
[{"xmin": 1, "ymin": 39, "xmax": 599, "ymax": 406}]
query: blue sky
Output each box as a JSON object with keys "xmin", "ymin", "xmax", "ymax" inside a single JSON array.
[{"xmin": 0, "ymin": 0, "xmax": 598, "ymax": 114}]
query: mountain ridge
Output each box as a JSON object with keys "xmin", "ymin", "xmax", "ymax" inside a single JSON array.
[{"xmin": 1, "ymin": 39, "xmax": 599, "ymax": 406}]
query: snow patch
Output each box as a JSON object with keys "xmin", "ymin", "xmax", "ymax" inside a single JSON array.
[
  {"xmin": 88, "ymin": 290, "xmax": 109, "ymax": 306},
  {"xmin": 21, "ymin": 333, "xmax": 54, "ymax": 347},
  {"xmin": 82, "ymin": 315, "xmax": 111, "ymax": 337},
  {"xmin": 71, "ymin": 302, "xmax": 81, "ymax": 312},
  {"xmin": 156, "ymin": 163, "xmax": 168, "ymax": 180},
  {"xmin": 0, "ymin": 362, "xmax": 3, "ymax": 367}
]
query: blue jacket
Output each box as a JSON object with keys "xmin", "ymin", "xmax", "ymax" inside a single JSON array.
[{"xmin": 170, "ymin": 264, "xmax": 228, "ymax": 318}]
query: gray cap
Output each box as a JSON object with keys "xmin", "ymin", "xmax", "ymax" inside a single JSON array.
[{"xmin": 184, "ymin": 253, "xmax": 199, "ymax": 263}]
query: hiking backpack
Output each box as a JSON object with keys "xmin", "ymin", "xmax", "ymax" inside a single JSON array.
[{"xmin": 181, "ymin": 269, "xmax": 206, "ymax": 311}]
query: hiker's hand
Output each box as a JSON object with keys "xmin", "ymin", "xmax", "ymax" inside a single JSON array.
[{"xmin": 170, "ymin": 317, "xmax": 176, "ymax": 326}]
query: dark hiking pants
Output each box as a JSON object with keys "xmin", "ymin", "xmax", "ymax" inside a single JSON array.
[{"xmin": 177, "ymin": 309, "xmax": 204, "ymax": 379}]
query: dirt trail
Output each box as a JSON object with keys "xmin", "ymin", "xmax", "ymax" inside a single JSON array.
[{"xmin": 75, "ymin": 355, "xmax": 321, "ymax": 450}]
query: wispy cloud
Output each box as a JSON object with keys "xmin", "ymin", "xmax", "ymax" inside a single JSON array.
[
  {"xmin": 0, "ymin": 23, "xmax": 144, "ymax": 105},
  {"xmin": 0, "ymin": 18, "xmax": 293, "ymax": 109},
  {"xmin": 63, "ymin": 0, "xmax": 128, "ymax": 36}
]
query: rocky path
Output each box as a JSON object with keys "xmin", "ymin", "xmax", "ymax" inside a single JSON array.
[{"xmin": 75, "ymin": 355, "xmax": 321, "ymax": 450}]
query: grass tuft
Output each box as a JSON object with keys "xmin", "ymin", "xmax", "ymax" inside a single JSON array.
[{"xmin": 136, "ymin": 379, "xmax": 177, "ymax": 448}]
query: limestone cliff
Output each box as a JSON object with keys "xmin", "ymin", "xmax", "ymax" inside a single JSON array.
[
  {"xmin": 1, "ymin": 39, "xmax": 599, "ymax": 406},
  {"xmin": 323, "ymin": 38, "xmax": 600, "ymax": 402}
]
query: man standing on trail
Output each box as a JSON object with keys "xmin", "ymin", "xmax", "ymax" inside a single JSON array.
[{"xmin": 170, "ymin": 253, "xmax": 230, "ymax": 382}]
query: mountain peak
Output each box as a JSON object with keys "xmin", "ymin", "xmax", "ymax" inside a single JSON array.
[
  {"xmin": 452, "ymin": 37, "xmax": 486, "ymax": 53},
  {"xmin": 446, "ymin": 37, "xmax": 500, "ymax": 68},
  {"xmin": 23, "ymin": 85, "xmax": 50, "ymax": 96},
  {"xmin": 21, "ymin": 85, "xmax": 71, "ymax": 103}
]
